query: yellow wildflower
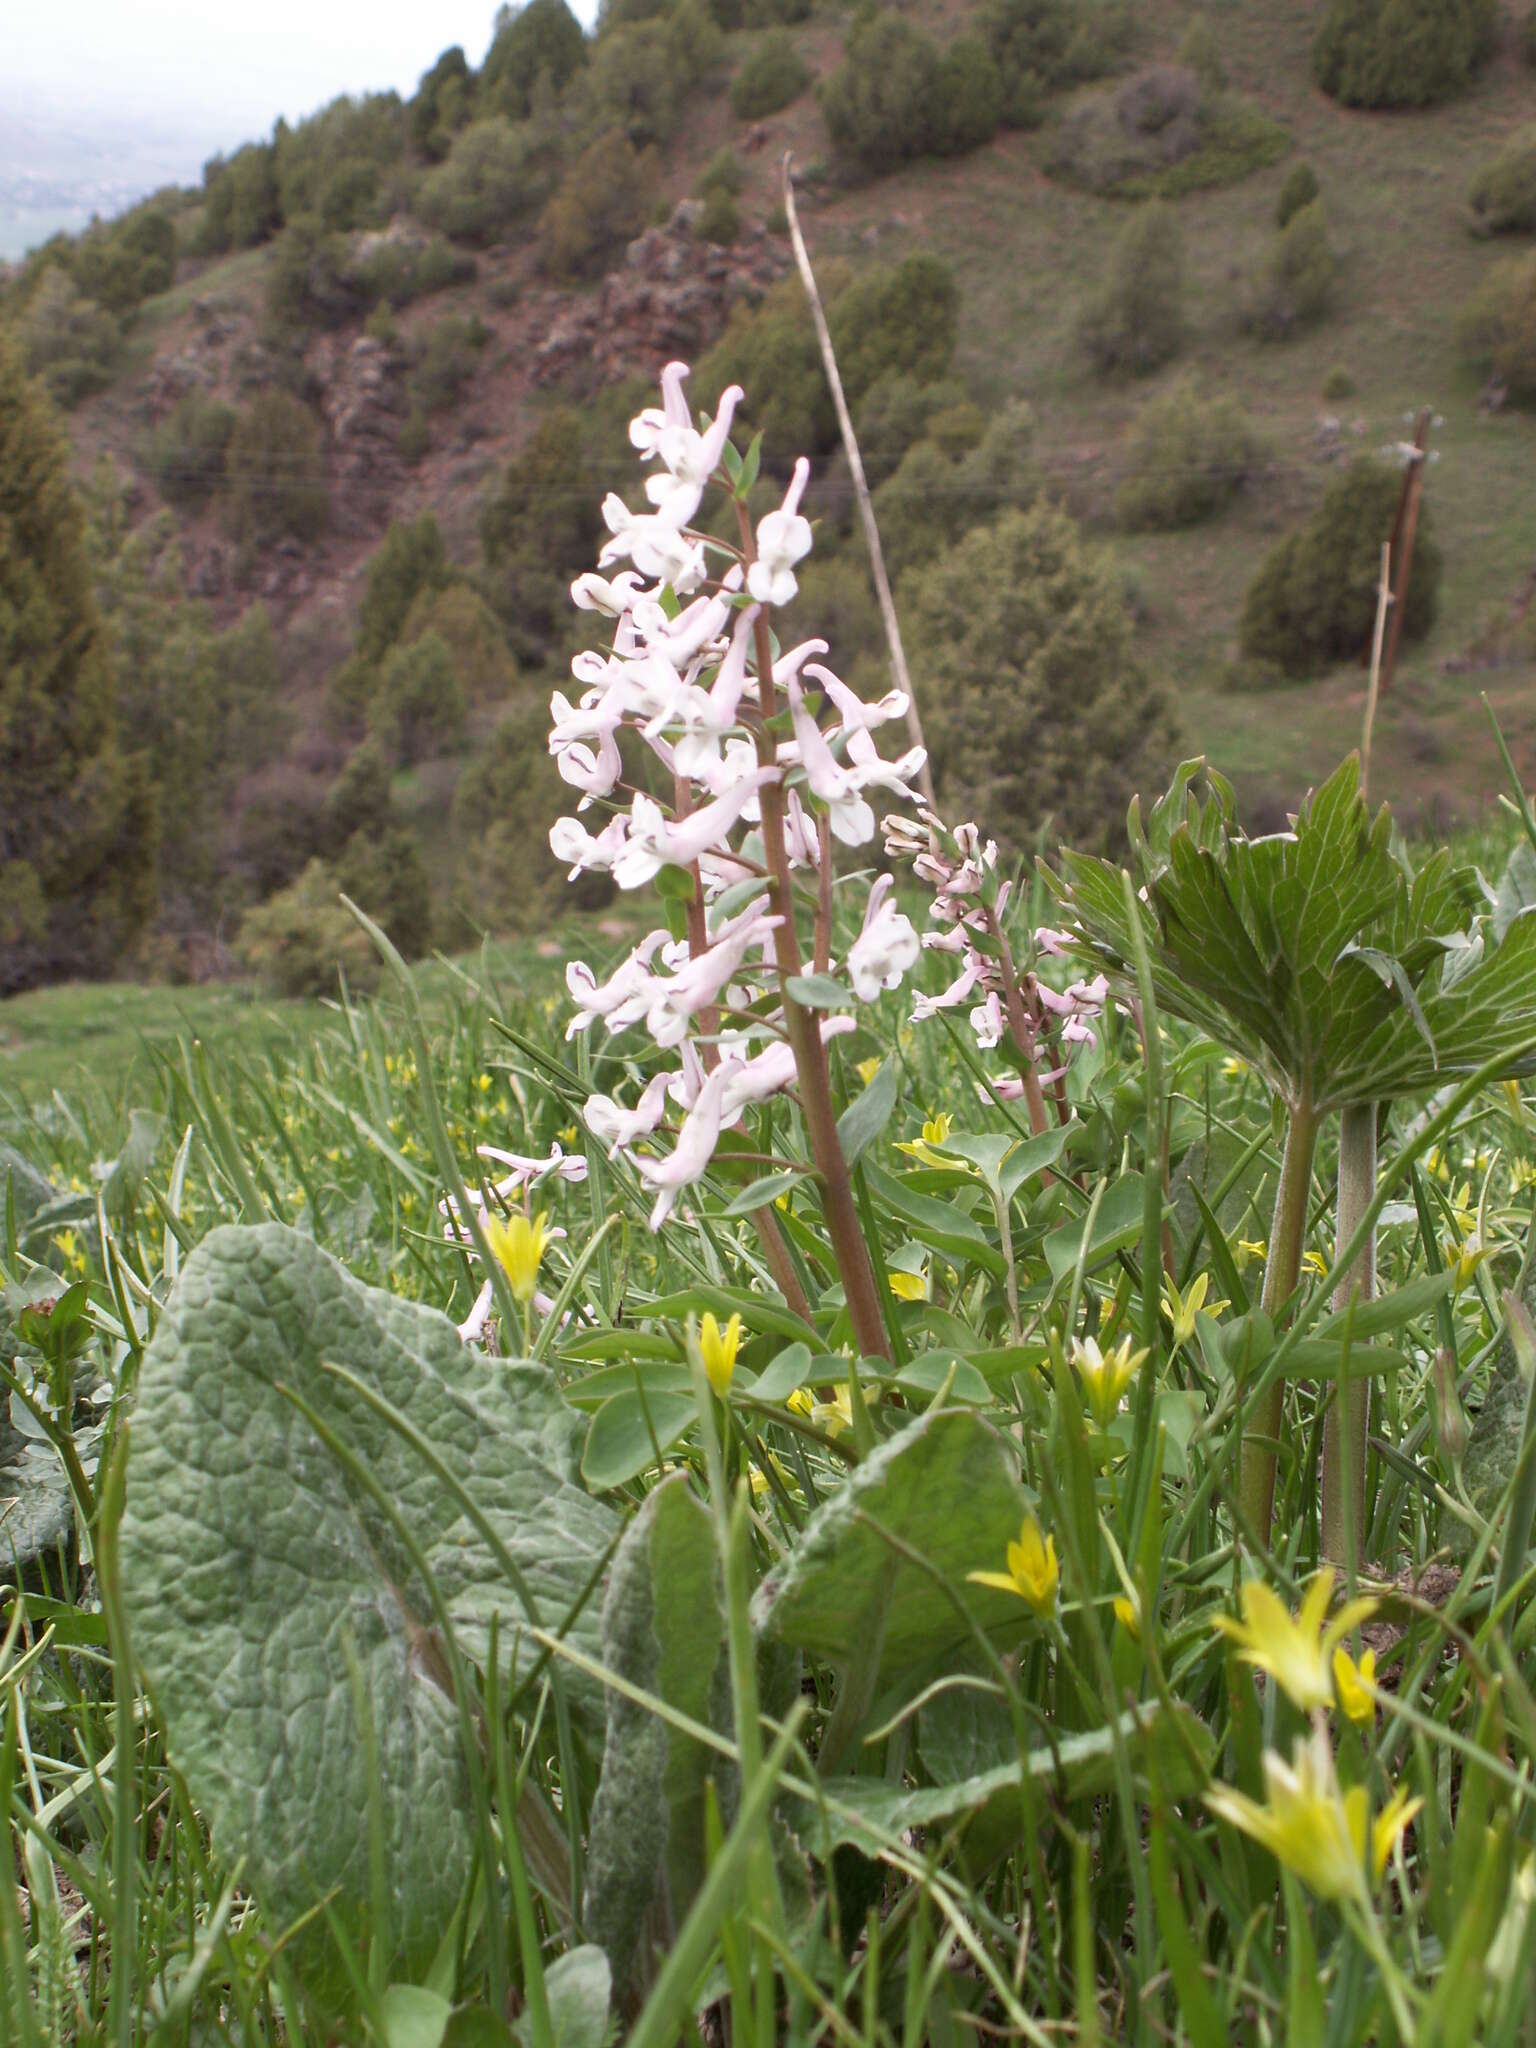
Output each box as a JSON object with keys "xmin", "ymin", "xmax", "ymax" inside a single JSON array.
[
  {"xmin": 1512, "ymin": 1158, "xmax": 1536, "ymax": 1194},
  {"xmin": 559, "ymin": 1124, "xmax": 579, "ymax": 1146},
  {"xmin": 1236, "ymin": 1238, "xmax": 1268, "ymax": 1270},
  {"xmin": 967, "ymin": 1513, "xmax": 1060, "ymax": 1618},
  {"xmin": 699, "ymin": 1311, "xmax": 743, "ymax": 1398},
  {"xmin": 1212, "ymin": 1570, "xmax": 1378, "ymax": 1713},
  {"xmin": 888, "ymin": 1269, "xmax": 927, "ymax": 1303},
  {"xmin": 1221, "ymin": 1056, "xmax": 1248, "ymax": 1080},
  {"xmin": 855, "ymin": 1056, "xmax": 882, "ymax": 1086},
  {"xmin": 484, "ymin": 1210, "xmax": 549, "ymax": 1305},
  {"xmin": 896, "ymin": 1113, "xmax": 957, "ymax": 1171},
  {"xmin": 1070, "ymin": 1332, "xmax": 1149, "ymax": 1429},
  {"xmin": 476, "ymin": 1072, "xmax": 494, "ymax": 1094},
  {"xmin": 1333, "ymin": 1645, "xmax": 1377, "ymax": 1726},
  {"xmin": 51, "ymin": 1229, "xmax": 85, "ymax": 1276},
  {"xmin": 1205, "ymin": 1728, "xmax": 1419, "ymax": 1905},
  {"xmin": 1300, "ymin": 1250, "xmax": 1330, "ymax": 1277},
  {"xmin": 1161, "ymin": 1270, "xmax": 1228, "ymax": 1346},
  {"xmin": 788, "ymin": 1384, "xmax": 854, "ymax": 1437},
  {"xmin": 1113, "ymin": 1593, "xmax": 1141, "ymax": 1640}
]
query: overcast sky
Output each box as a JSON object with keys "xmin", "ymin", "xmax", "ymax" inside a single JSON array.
[{"xmin": 7, "ymin": 0, "xmax": 597, "ymax": 140}]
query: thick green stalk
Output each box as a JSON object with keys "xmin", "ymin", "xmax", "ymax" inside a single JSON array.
[
  {"xmin": 1238, "ymin": 1095, "xmax": 1321, "ymax": 1544},
  {"xmin": 1323, "ymin": 1102, "xmax": 1376, "ymax": 1571}
]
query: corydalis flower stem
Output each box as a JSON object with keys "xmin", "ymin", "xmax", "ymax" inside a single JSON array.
[
  {"xmin": 981, "ymin": 900, "xmax": 1053, "ymax": 1139},
  {"xmin": 736, "ymin": 494, "xmax": 891, "ymax": 1364}
]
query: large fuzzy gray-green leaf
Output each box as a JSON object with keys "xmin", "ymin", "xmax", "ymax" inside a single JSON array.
[
  {"xmin": 0, "ymin": 1441, "xmax": 73, "ymax": 1573},
  {"xmin": 583, "ymin": 1471, "xmax": 730, "ymax": 2001},
  {"xmin": 119, "ymin": 1222, "xmax": 619, "ymax": 1981},
  {"xmin": 752, "ymin": 1409, "xmax": 1027, "ymax": 1688},
  {"xmin": 1461, "ymin": 1259, "xmax": 1536, "ymax": 1550}
]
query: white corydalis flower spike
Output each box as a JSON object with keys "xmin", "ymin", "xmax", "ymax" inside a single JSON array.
[{"xmin": 848, "ymin": 875, "xmax": 921, "ymax": 1004}]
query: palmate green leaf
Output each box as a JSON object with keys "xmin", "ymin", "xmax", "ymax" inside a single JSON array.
[
  {"xmin": 752, "ymin": 1408, "xmax": 1027, "ymax": 1690},
  {"xmin": 119, "ymin": 1223, "xmax": 621, "ymax": 1983},
  {"xmin": 1052, "ymin": 754, "xmax": 1529, "ymax": 1110}
]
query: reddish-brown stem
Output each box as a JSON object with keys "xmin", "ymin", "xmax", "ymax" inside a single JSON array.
[
  {"xmin": 736, "ymin": 499, "xmax": 891, "ymax": 1362},
  {"xmin": 676, "ymin": 773, "xmax": 812, "ymax": 1322},
  {"xmin": 814, "ymin": 812, "xmax": 833, "ymax": 976}
]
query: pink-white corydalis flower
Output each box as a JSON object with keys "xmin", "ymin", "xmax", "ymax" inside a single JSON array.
[
  {"xmin": 644, "ymin": 897, "xmax": 779, "ymax": 1048},
  {"xmin": 638, "ymin": 1061, "xmax": 733, "ymax": 1228},
  {"xmin": 847, "ymin": 875, "xmax": 921, "ymax": 1004},
  {"xmin": 549, "ymin": 689, "xmax": 624, "ymax": 798},
  {"xmin": 583, "ymin": 1069, "xmax": 674, "ymax": 1156},
  {"xmin": 628, "ymin": 360, "xmax": 691, "ymax": 458},
  {"xmin": 807, "ymin": 665, "xmax": 908, "ymax": 736},
  {"xmin": 458, "ymin": 1279, "xmax": 495, "ymax": 1345},
  {"xmin": 476, "ymin": 1143, "xmax": 590, "ymax": 1188},
  {"xmin": 571, "ymin": 569, "xmax": 645, "ymax": 617},
  {"xmin": 549, "ymin": 813, "xmax": 628, "ymax": 880},
  {"xmin": 1035, "ymin": 926, "xmax": 1078, "ymax": 958},
  {"xmin": 911, "ymin": 957, "xmax": 982, "ymax": 1021},
  {"xmin": 785, "ymin": 674, "xmax": 876, "ymax": 846},
  {"xmin": 748, "ymin": 458, "xmax": 812, "ymax": 606},
  {"xmin": 611, "ymin": 772, "xmax": 779, "ymax": 890},
  {"xmin": 644, "ymin": 382, "xmax": 744, "ymax": 525},
  {"xmin": 564, "ymin": 929, "xmax": 675, "ymax": 1036},
  {"xmin": 971, "ymin": 991, "xmax": 1006, "ymax": 1051},
  {"xmin": 599, "ymin": 494, "xmax": 707, "ymax": 591}
]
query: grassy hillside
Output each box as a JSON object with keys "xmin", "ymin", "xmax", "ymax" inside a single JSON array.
[{"xmin": 5, "ymin": 0, "xmax": 1536, "ymax": 988}]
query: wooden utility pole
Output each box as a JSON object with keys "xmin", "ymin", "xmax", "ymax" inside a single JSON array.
[{"xmin": 1377, "ymin": 408, "xmax": 1432, "ymax": 698}]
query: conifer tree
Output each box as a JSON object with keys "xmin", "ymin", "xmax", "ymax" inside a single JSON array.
[{"xmin": 0, "ymin": 334, "xmax": 156, "ymax": 991}]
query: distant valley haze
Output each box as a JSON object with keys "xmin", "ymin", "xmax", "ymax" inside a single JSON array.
[{"xmin": 1, "ymin": 0, "xmax": 599, "ymax": 259}]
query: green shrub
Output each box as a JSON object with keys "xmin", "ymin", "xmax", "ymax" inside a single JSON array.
[
  {"xmin": 357, "ymin": 514, "xmax": 453, "ymax": 667},
  {"xmin": 410, "ymin": 45, "xmax": 475, "ymax": 162},
  {"xmin": 1177, "ymin": 14, "xmax": 1225, "ymax": 89},
  {"xmin": 368, "ymin": 631, "xmax": 466, "ymax": 764},
  {"xmin": 830, "ymin": 254, "xmax": 959, "ymax": 405},
  {"xmin": 325, "ymin": 741, "xmax": 393, "ymax": 849},
  {"xmin": 539, "ymin": 133, "xmax": 658, "ymax": 279},
  {"xmin": 142, "ymin": 393, "xmax": 238, "ymax": 507},
  {"xmin": 981, "ymin": 0, "xmax": 1129, "ymax": 129},
  {"xmin": 1312, "ymin": 0, "xmax": 1498, "ymax": 108},
  {"xmin": 398, "ymin": 410, "xmax": 432, "ymax": 463},
  {"xmin": 699, "ymin": 148, "xmax": 743, "ymax": 197},
  {"xmin": 195, "ymin": 143, "xmax": 281, "ymax": 255},
  {"xmin": 479, "ymin": 408, "xmax": 605, "ymax": 657},
  {"xmin": 1276, "ymin": 160, "xmax": 1320, "ymax": 228},
  {"xmin": 1469, "ymin": 127, "xmax": 1536, "ymax": 238},
  {"xmin": 225, "ymin": 392, "xmax": 329, "ymax": 546},
  {"xmin": 821, "ymin": 14, "xmax": 1002, "ymax": 172},
  {"xmin": 731, "ymin": 32, "xmax": 811, "ymax": 119},
  {"xmin": 1048, "ymin": 65, "xmax": 1288, "ymax": 198},
  {"xmin": 399, "ymin": 583, "xmax": 519, "ymax": 704},
  {"xmin": 698, "ymin": 187, "xmax": 741, "ymax": 245},
  {"xmin": 576, "ymin": 6, "xmax": 724, "ymax": 150},
  {"xmin": 855, "ymin": 373, "xmax": 970, "ymax": 486},
  {"xmin": 349, "ymin": 232, "xmax": 477, "ymax": 309},
  {"xmin": 1239, "ymin": 459, "xmax": 1441, "ymax": 676},
  {"xmin": 1322, "ymin": 365, "xmax": 1356, "ymax": 399},
  {"xmin": 273, "ymin": 93, "xmax": 406, "ymax": 232},
  {"xmin": 700, "ymin": 255, "xmax": 959, "ymax": 458},
  {"xmin": 335, "ymin": 826, "xmax": 433, "ymax": 958},
  {"xmin": 237, "ymin": 859, "xmax": 381, "ymax": 996},
  {"xmin": 482, "ymin": 0, "xmax": 589, "ymax": 120},
  {"xmin": 1116, "ymin": 382, "xmax": 1267, "ymax": 530},
  {"xmin": 932, "ymin": 38, "xmax": 1005, "ymax": 157},
  {"xmin": 264, "ymin": 219, "xmax": 369, "ymax": 335},
  {"xmin": 416, "ymin": 118, "xmax": 553, "ymax": 246},
  {"xmin": 1459, "ymin": 251, "xmax": 1536, "ymax": 402},
  {"xmin": 452, "ymin": 702, "xmax": 615, "ymax": 931},
  {"xmin": 819, "ymin": 13, "xmax": 924, "ymax": 169},
  {"xmin": 409, "ymin": 315, "xmax": 490, "ymax": 416},
  {"xmin": 904, "ymin": 503, "xmax": 1179, "ymax": 852},
  {"xmin": 1248, "ymin": 198, "xmax": 1337, "ymax": 339},
  {"xmin": 872, "ymin": 400, "xmax": 1038, "ymax": 574},
  {"xmin": 1077, "ymin": 202, "xmax": 1183, "ymax": 376},
  {"xmin": 15, "ymin": 270, "xmax": 121, "ymax": 406},
  {"xmin": 73, "ymin": 205, "xmax": 176, "ymax": 314}
]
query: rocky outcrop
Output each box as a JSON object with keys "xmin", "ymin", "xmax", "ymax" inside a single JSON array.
[
  {"xmin": 305, "ymin": 331, "xmax": 408, "ymax": 536},
  {"xmin": 531, "ymin": 217, "xmax": 789, "ymax": 390}
]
